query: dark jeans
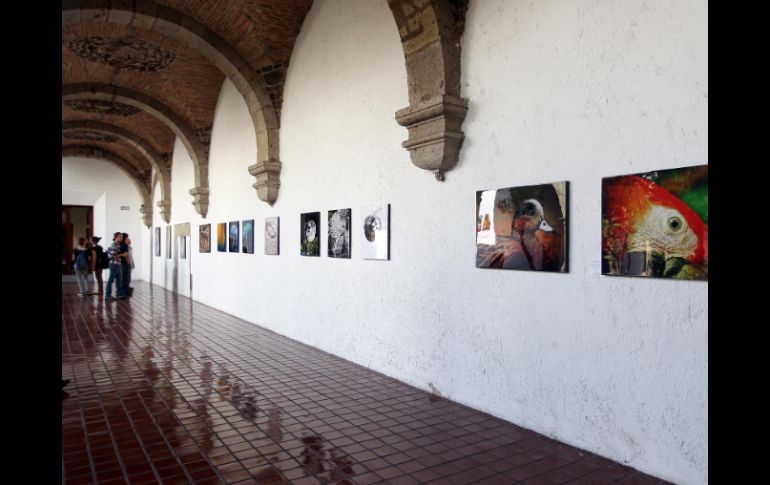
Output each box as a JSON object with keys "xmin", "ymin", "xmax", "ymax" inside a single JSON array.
[
  {"xmin": 105, "ymin": 264, "xmax": 125, "ymax": 299},
  {"xmin": 94, "ymin": 268, "xmax": 103, "ymax": 294},
  {"xmin": 122, "ymin": 265, "xmax": 133, "ymax": 296}
]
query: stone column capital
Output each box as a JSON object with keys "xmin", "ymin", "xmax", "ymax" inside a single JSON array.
[
  {"xmin": 188, "ymin": 187, "xmax": 210, "ymax": 218},
  {"xmin": 248, "ymin": 159, "xmax": 282, "ymax": 205}
]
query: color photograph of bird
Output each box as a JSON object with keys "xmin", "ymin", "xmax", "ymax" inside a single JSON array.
[
  {"xmin": 602, "ymin": 165, "xmax": 708, "ymax": 280},
  {"xmin": 476, "ymin": 182, "xmax": 568, "ymax": 272}
]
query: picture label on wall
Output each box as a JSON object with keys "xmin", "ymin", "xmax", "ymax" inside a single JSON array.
[
  {"xmin": 217, "ymin": 223, "xmax": 226, "ymax": 252},
  {"xmin": 602, "ymin": 165, "xmax": 707, "ymax": 280},
  {"xmin": 199, "ymin": 224, "xmax": 211, "ymax": 253},
  {"xmin": 242, "ymin": 219, "xmax": 254, "ymax": 254},
  {"xmin": 300, "ymin": 212, "xmax": 320, "ymax": 256},
  {"xmin": 328, "ymin": 209, "xmax": 351, "ymax": 258},
  {"xmin": 166, "ymin": 226, "xmax": 172, "ymax": 259},
  {"xmin": 265, "ymin": 217, "xmax": 279, "ymax": 255},
  {"xmin": 361, "ymin": 204, "xmax": 389, "ymax": 260},
  {"xmin": 476, "ymin": 182, "xmax": 568, "ymax": 272},
  {"xmin": 155, "ymin": 227, "xmax": 161, "ymax": 257},
  {"xmin": 229, "ymin": 221, "xmax": 240, "ymax": 253}
]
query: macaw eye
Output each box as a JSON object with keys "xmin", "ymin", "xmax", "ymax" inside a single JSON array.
[{"xmin": 668, "ymin": 216, "xmax": 683, "ymax": 232}]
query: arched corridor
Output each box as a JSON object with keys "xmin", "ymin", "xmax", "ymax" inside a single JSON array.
[{"xmin": 62, "ymin": 1, "xmax": 707, "ymax": 483}]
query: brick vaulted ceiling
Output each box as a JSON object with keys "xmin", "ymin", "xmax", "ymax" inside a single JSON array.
[{"xmin": 62, "ymin": 0, "xmax": 314, "ymax": 220}]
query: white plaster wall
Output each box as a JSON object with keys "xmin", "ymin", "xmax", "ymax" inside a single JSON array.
[
  {"xmin": 151, "ymin": 177, "xmax": 163, "ymax": 286},
  {"xmin": 458, "ymin": 2, "xmax": 707, "ymax": 483},
  {"xmin": 185, "ymin": 75, "xmax": 260, "ymax": 304},
  {"xmin": 62, "ymin": 157, "xmax": 147, "ymax": 280},
  {"xmin": 93, "ymin": 194, "xmax": 106, "ymax": 249},
  {"xmin": 155, "ymin": 0, "xmax": 707, "ymax": 483},
  {"xmin": 150, "ymin": 139, "xmax": 197, "ymax": 290}
]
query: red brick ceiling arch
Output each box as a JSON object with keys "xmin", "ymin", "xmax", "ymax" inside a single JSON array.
[
  {"xmin": 63, "ymin": 83, "xmax": 210, "ymax": 216},
  {"xmin": 62, "ymin": 120, "xmax": 173, "ymax": 223},
  {"xmin": 62, "ymin": 0, "xmax": 314, "ymax": 209}
]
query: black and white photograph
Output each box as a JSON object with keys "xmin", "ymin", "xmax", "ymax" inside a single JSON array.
[
  {"xmin": 361, "ymin": 204, "xmax": 389, "ymax": 260},
  {"xmin": 265, "ymin": 217, "xmax": 279, "ymax": 255},
  {"xmin": 300, "ymin": 212, "xmax": 320, "ymax": 256},
  {"xmin": 328, "ymin": 209, "xmax": 351, "ymax": 258}
]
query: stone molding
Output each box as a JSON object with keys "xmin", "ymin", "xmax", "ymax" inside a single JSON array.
[{"xmin": 248, "ymin": 160, "xmax": 282, "ymax": 206}]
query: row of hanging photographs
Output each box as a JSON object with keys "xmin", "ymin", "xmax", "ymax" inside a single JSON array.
[
  {"xmin": 476, "ymin": 164, "xmax": 708, "ymax": 280},
  {"xmin": 155, "ymin": 164, "xmax": 707, "ymax": 280},
  {"xmin": 177, "ymin": 205, "xmax": 391, "ymax": 260}
]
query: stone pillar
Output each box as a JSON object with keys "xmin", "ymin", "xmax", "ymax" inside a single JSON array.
[
  {"xmin": 248, "ymin": 160, "xmax": 282, "ymax": 205},
  {"xmin": 388, "ymin": 0, "xmax": 469, "ymax": 181}
]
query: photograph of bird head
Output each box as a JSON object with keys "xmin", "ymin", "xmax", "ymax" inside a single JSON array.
[
  {"xmin": 512, "ymin": 198, "xmax": 555, "ymax": 237},
  {"xmin": 602, "ymin": 165, "xmax": 708, "ymax": 279}
]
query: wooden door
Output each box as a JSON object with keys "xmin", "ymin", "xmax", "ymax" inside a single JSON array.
[{"xmin": 62, "ymin": 207, "xmax": 73, "ymax": 274}]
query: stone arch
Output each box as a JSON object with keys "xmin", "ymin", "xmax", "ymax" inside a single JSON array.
[
  {"xmin": 62, "ymin": 120, "xmax": 173, "ymax": 223},
  {"xmin": 62, "ymin": 83, "xmax": 209, "ymax": 217},
  {"xmin": 62, "ymin": 145, "xmax": 153, "ymax": 227},
  {"xmin": 62, "ymin": 0, "xmax": 282, "ymax": 204},
  {"xmin": 387, "ymin": 0, "xmax": 469, "ymax": 181}
]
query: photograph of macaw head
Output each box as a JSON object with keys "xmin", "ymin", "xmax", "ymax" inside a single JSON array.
[
  {"xmin": 476, "ymin": 181, "xmax": 568, "ymax": 272},
  {"xmin": 602, "ymin": 165, "xmax": 708, "ymax": 280}
]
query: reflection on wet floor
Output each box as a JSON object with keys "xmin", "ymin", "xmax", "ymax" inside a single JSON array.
[{"xmin": 62, "ymin": 282, "xmax": 669, "ymax": 484}]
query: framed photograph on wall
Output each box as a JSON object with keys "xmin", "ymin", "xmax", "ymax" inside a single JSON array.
[
  {"xmin": 476, "ymin": 182, "xmax": 568, "ymax": 272},
  {"xmin": 155, "ymin": 227, "xmax": 161, "ymax": 257},
  {"xmin": 199, "ymin": 224, "xmax": 211, "ymax": 253},
  {"xmin": 166, "ymin": 226, "xmax": 172, "ymax": 259},
  {"xmin": 229, "ymin": 221, "xmax": 240, "ymax": 253},
  {"xmin": 180, "ymin": 236, "xmax": 187, "ymax": 259},
  {"xmin": 265, "ymin": 217, "xmax": 279, "ymax": 255},
  {"xmin": 217, "ymin": 223, "xmax": 226, "ymax": 252},
  {"xmin": 242, "ymin": 219, "xmax": 254, "ymax": 254},
  {"xmin": 361, "ymin": 204, "xmax": 389, "ymax": 260},
  {"xmin": 602, "ymin": 165, "xmax": 707, "ymax": 279},
  {"xmin": 328, "ymin": 209, "xmax": 351, "ymax": 258},
  {"xmin": 300, "ymin": 212, "xmax": 320, "ymax": 256}
]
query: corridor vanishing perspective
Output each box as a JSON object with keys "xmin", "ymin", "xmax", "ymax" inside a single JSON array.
[{"xmin": 62, "ymin": 282, "xmax": 668, "ymax": 485}]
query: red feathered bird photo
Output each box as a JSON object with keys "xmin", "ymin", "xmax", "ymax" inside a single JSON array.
[{"xmin": 602, "ymin": 165, "xmax": 708, "ymax": 280}]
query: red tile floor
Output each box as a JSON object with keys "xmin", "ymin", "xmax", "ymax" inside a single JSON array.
[{"xmin": 62, "ymin": 282, "xmax": 670, "ymax": 484}]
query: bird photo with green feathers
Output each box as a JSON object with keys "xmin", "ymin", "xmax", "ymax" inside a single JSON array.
[{"xmin": 601, "ymin": 165, "xmax": 708, "ymax": 280}]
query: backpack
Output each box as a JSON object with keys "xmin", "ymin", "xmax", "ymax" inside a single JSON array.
[
  {"xmin": 96, "ymin": 246, "xmax": 109, "ymax": 269},
  {"xmin": 74, "ymin": 250, "xmax": 87, "ymax": 271}
]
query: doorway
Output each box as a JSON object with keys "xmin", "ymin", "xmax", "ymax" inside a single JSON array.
[
  {"xmin": 62, "ymin": 205, "xmax": 93, "ymax": 275},
  {"xmin": 174, "ymin": 223, "xmax": 192, "ymax": 297}
]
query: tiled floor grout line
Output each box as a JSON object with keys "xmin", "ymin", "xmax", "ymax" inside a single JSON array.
[
  {"xmin": 63, "ymin": 283, "xmax": 672, "ymax": 485},
  {"xmin": 116, "ymin": 294, "xmax": 582, "ymax": 483},
  {"xmin": 94, "ymin": 299, "xmax": 277, "ymax": 483},
  {"xmin": 142, "ymin": 311, "xmax": 584, "ymax": 484},
  {"xmin": 62, "ymin": 314, "xmax": 103, "ymax": 483},
  {"xmin": 74, "ymin": 307, "xmax": 171, "ymax": 485},
  {"xmin": 85, "ymin": 304, "xmax": 228, "ymax": 484}
]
